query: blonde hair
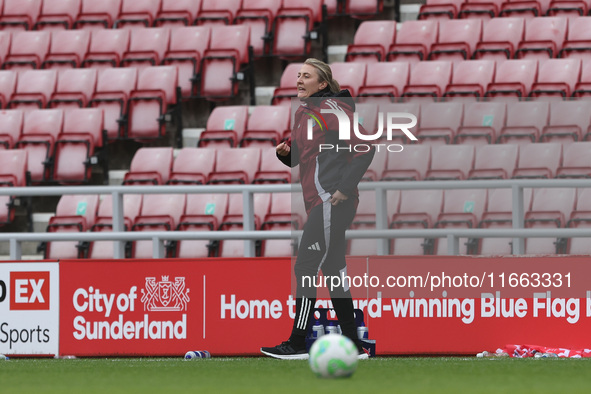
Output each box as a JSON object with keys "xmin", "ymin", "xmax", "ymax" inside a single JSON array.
[{"xmin": 304, "ymin": 58, "xmax": 340, "ymax": 94}]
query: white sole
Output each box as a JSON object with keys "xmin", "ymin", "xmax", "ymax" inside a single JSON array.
[
  {"xmin": 260, "ymin": 349, "xmax": 309, "ymax": 360},
  {"xmin": 358, "ymin": 353, "xmax": 369, "ymax": 360}
]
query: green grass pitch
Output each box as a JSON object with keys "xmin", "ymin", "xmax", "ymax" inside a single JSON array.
[{"xmin": 2, "ymin": 357, "xmax": 591, "ymax": 393}]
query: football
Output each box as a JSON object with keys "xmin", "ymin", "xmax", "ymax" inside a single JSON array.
[{"xmin": 308, "ymin": 334, "xmax": 358, "ymax": 378}]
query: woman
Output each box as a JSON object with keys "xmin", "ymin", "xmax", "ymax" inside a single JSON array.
[{"xmin": 261, "ymin": 58, "xmax": 375, "ymax": 360}]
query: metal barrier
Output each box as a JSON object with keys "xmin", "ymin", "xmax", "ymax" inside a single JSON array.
[{"xmin": 1, "ymin": 179, "xmax": 590, "ymax": 259}]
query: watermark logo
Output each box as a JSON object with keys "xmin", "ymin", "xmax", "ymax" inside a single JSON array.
[{"xmin": 305, "ymin": 100, "xmax": 418, "ymax": 152}]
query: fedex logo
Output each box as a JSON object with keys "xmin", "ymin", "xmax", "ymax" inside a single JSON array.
[{"xmin": 10, "ymin": 271, "xmax": 50, "ymax": 310}]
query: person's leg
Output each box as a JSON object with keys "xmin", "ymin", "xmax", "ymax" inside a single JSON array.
[
  {"xmin": 320, "ymin": 197, "xmax": 367, "ymax": 355},
  {"xmin": 261, "ymin": 203, "xmax": 327, "ymax": 359}
]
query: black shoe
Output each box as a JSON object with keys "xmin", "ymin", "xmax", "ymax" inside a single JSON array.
[{"xmin": 260, "ymin": 340, "xmax": 309, "ymax": 360}]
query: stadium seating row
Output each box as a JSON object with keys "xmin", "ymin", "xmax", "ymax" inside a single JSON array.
[
  {"xmin": 40, "ymin": 191, "xmax": 303, "ymax": 259},
  {"xmin": 345, "ymin": 17, "xmax": 591, "ymax": 64},
  {"xmin": 0, "ymin": 0, "xmax": 362, "ymax": 59},
  {"xmin": 0, "ymin": 67, "xmax": 179, "ymax": 143},
  {"xmin": 121, "ymin": 140, "xmax": 591, "ymax": 191},
  {"xmin": 418, "ymin": 0, "xmax": 589, "ymax": 20},
  {"xmin": 273, "ymin": 58, "xmax": 591, "ymax": 104},
  {"xmin": 266, "ymin": 99, "xmax": 591, "ymax": 146},
  {"xmin": 122, "ymin": 146, "xmax": 292, "ymax": 185},
  {"xmin": 0, "ymin": 25, "xmax": 253, "ymax": 101},
  {"xmin": 353, "ymin": 186, "xmax": 591, "ymax": 256},
  {"xmin": 39, "ymin": 185, "xmax": 591, "ymax": 259},
  {"xmin": 0, "ymin": 109, "xmax": 107, "ymax": 185}
]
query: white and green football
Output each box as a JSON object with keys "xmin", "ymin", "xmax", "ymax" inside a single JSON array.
[{"xmin": 309, "ymin": 333, "xmax": 358, "ymax": 378}]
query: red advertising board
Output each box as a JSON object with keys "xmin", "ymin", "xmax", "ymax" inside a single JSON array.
[{"xmin": 59, "ymin": 256, "xmax": 591, "ymax": 356}]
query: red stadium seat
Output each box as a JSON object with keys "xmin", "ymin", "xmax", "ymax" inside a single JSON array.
[
  {"xmin": 418, "ymin": 0, "xmax": 464, "ymax": 19},
  {"xmin": 515, "ymin": 17, "xmax": 567, "ymax": 61},
  {"xmin": 541, "ymin": 101, "xmax": 591, "ymax": 143},
  {"xmin": 162, "ymin": 26, "xmax": 210, "ymax": 98},
  {"xmin": 198, "ymin": 105, "xmax": 249, "ymax": 148},
  {"xmin": 559, "ymin": 17, "xmax": 591, "ymax": 61},
  {"xmin": 126, "ymin": 65, "xmax": 177, "ymax": 141},
  {"xmin": 455, "ymin": 101, "xmax": 506, "ymax": 144},
  {"xmin": 15, "ymin": 109, "xmax": 63, "ymax": 183},
  {"xmin": 271, "ymin": 62, "xmax": 303, "ymax": 105},
  {"xmin": 345, "ymin": 20, "xmax": 396, "ymax": 62},
  {"xmin": 329, "ymin": 62, "xmax": 366, "ymax": 97},
  {"xmin": 175, "ymin": 193, "xmax": 228, "ymax": 258},
  {"xmin": 123, "ymin": 147, "xmax": 173, "ymax": 185},
  {"xmin": 0, "ymin": 0, "xmax": 42, "ymax": 31},
  {"xmin": 121, "ymin": 27, "xmax": 170, "ymax": 69},
  {"xmin": 208, "ymin": 147, "xmax": 261, "ymax": 184},
  {"xmin": 114, "ymin": 0, "xmax": 162, "ymax": 29},
  {"xmin": 416, "ymin": 101, "xmax": 463, "ymax": 144},
  {"xmin": 477, "ymin": 188, "xmax": 533, "ymax": 255},
  {"xmin": 0, "ymin": 69, "xmax": 17, "ymax": 108},
  {"xmin": 573, "ymin": 58, "xmax": 591, "ymax": 98},
  {"xmin": 361, "ymin": 146, "xmax": 386, "ymax": 181},
  {"xmin": 355, "ymin": 102, "xmax": 379, "ymax": 138},
  {"xmin": 524, "ymin": 188, "xmax": 576, "ymax": 255},
  {"xmin": 387, "ymin": 20, "xmax": 438, "ymax": 63},
  {"xmin": 459, "ymin": 0, "xmax": 505, "ymax": 19},
  {"xmin": 547, "ymin": 0, "xmax": 589, "ymax": 16},
  {"xmin": 8, "ymin": 69, "xmax": 57, "ymax": 111},
  {"xmin": 0, "ymin": 31, "xmax": 10, "ymax": 66},
  {"xmin": 529, "ymin": 58, "xmax": 581, "ymax": 100},
  {"xmin": 200, "ymin": 25, "xmax": 251, "ymax": 101},
  {"xmin": 0, "ymin": 108, "xmax": 23, "ymax": 149},
  {"xmin": 425, "ymin": 144, "xmax": 475, "ymax": 180},
  {"xmin": 87, "ymin": 193, "xmax": 142, "ymax": 259},
  {"xmin": 131, "ymin": 193, "xmax": 186, "ymax": 259},
  {"xmin": 253, "ymin": 147, "xmax": 291, "ymax": 184},
  {"xmin": 469, "ymin": 143, "xmax": 519, "ymax": 179},
  {"xmin": 3, "ymin": 30, "xmax": 50, "ymax": 71},
  {"xmin": 272, "ymin": 0, "xmax": 323, "ymax": 58},
  {"xmin": 382, "ymin": 144, "xmax": 431, "ymax": 181},
  {"xmin": 74, "ymin": 0, "xmax": 122, "ymax": 30},
  {"xmin": 195, "ymin": 0, "xmax": 242, "ymax": 25},
  {"xmin": 218, "ymin": 192, "xmax": 271, "ymax": 257},
  {"xmin": 428, "ymin": 19, "xmax": 483, "ymax": 63},
  {"xmin": 242, "ymin": 105, "xmax": 290, "ymax": 147},
  {"xmin": 0, "ymin": 149, "xmax": 27, "ymax": 226},
  {"xmin": 52, "ymin": 108, "xmax": 104, "ymax": 183},
  {"xmin": 168, "ymin": 147, "xmax": 216, "ymax": 185},
  {"xmin": 155, "ymin": 0, "xmax": 201, "ymax": 27},
  {"xmin": 358, "ymin": 62, "xmax": 409, "ymax": 101},
  {"xmin": 48, "ymin": 68, "xmax": 98, "ymax": 109},
  {"xmin": 261, "ymin": 192, "xmax": 300, "ymax": 257},
  {"xmin": 434, "ymin": 188, "xmax": 488, "ymax": 255},
  {"xmin": 485, "ymin": 59, "xmax": 538, "ymax": 101},
  {"xmin": 390, "ymin": 189, "xmax": 444, "ymax": 255},
  {"xmin": 89, "ymin": 67, "xmax": 138, "ymax": 141},
  {"xmin": 236, "ymin": 0, "xmax": 283, "ymax": 57},
  {"xmin": 498, "ymin": 101, "xmax": 549, "ymax": 144},
  {"xmin": 42, "ymin": 29, "xmax": 90, "ymax": 70},
  {"xmin": 35, "ymin": 0, "xmax": 81, "ymax": 31},
  {"xmin": 83, "ymin": 28, "xmax": 130, "ymax": 69},
  {"xmin": 377, "ymin": 101, "xmax": 420, "ymax": 144},
  {"xmin": 513, "ymin": 142, "xmax": 562, "ymax": 179},
  {"xmin": 473, "ymin": 17, "xmax": 524, "ymax": 62},
  {"xmin": 44, "ymin": 194, "xmax": 99, "ymax": 259},
  {"xmin": 556, "ymin": 141, "xmax": 591, "ymax": 178},
  {"xmin": 444, "ymin": 59, "xmax": 495, "ymax": 101},
  {"xmin": 566, "ymin": 188, "xmax": 591, "ymax": 254},
  {"xmin": 402, "ymin": 61, "xmax": 452, "ymax": 101},
  {"xmin": 346, "ymin": 0, "xmax": 385, "ymax": 18},
  {"xmin": 500, "ymin": 0, "xmax": 553, "ymax": 18}
]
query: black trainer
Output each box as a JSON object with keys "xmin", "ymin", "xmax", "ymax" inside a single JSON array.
[{"xmin": 260, "ymin": 340, "xmax": 309, "ymax": 360}]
